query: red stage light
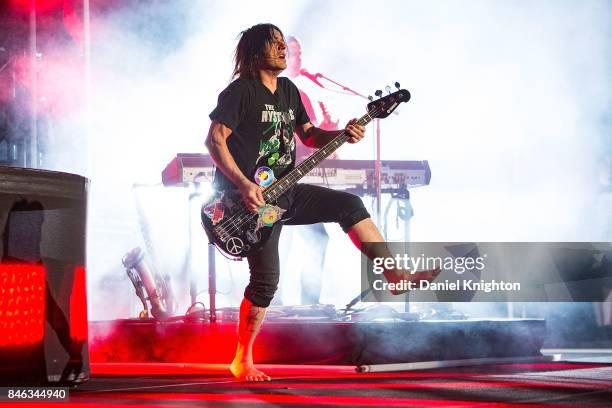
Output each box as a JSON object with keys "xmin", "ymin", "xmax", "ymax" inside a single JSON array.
[
  {"xmin": 0, "ymin": 263, "xmax": 46, "ymax": 347},
  {"xmin": 70, "ymin": 266, "xmax": 88, "ymax": 342},
  {"xmin": 9, "ymin": 0, "xmax": 64, "ymax": 14}
]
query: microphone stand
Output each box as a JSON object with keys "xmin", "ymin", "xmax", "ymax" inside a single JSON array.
[
  {"xmin": 314, "ymin": 72, "xmax": 412, "ymax": 314},
  {"xmin": 317, "ymin": 73, "xmax": 383, "ymax": 225}
]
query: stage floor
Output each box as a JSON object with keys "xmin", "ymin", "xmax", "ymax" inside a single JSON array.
[{"xmin": 24, "ymin": 359, "xmax": 612, "ymax": 407}]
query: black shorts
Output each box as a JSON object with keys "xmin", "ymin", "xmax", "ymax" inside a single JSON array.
[{"xmin": 244, "ymin": 184, "xmax": 370, "ymax": 307}]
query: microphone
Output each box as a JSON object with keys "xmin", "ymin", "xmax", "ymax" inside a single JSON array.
[{"xmin": 299, "ymin": 68, "xmax": 324, "ymax": 88}]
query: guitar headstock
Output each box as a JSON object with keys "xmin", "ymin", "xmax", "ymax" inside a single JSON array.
[{"xmin": 367, "ymin": 82, "xmax": 410, "ymax": 119}]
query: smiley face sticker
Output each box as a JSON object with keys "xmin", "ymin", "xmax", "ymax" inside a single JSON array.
[
  {"xmin": 258, "ymin": 204, "xmax": 285, "ymax": 227},
  {"xmin": 254, "ymin": 166, "xmax": 275, "ymax": 188}
]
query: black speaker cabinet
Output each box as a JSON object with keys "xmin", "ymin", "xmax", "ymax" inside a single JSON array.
[{"xmin": 0, "ymin": 166, "xmax": 89, "ymax": 385}]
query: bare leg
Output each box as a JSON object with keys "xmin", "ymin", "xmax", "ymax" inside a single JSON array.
[
  {"xmin": 348, "ymin": 218, "xmax": 440, "ymax": 294},
  {"xmin": 230, "ymin": 297, "xmax": 271, "ymax": 381}
]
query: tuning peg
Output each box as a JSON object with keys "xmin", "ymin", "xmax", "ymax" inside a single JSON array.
[
  {"xmin": 375, "ymin": 90, "xmax": 383, "ymax": 98},
  {"xmin": 385, "ymin": 85, "xmax": 392, "ymax": 94},
  {"xmin": 368, "ymin": 95, "xmax": 374, "ymax": 101},
  {"xmin": 395, "ymin": 82, "xmax": 401, "ymax": 89}
]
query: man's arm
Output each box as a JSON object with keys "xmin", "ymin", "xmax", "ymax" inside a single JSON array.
[
  {"xmin": 296, "ymin": 120, "xmax": 365, "ymax": 148},
  {"xmin": 205, "ymin": 121, "xmax": 264, "ymax": 212}
]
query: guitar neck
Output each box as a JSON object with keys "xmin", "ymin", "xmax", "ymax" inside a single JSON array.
[{"xmin": 263, "ymin": 111, "xmax": 374, "ymax": 202}]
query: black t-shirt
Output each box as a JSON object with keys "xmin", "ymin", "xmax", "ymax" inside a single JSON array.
[{"xmin": 209, "ymin": 76, "xmax": 310, "ymax": 189}]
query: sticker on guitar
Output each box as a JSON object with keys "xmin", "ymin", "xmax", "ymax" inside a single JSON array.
[
  {"xmin": 225, "ymin": 236, "xmax": 245, "ymax": 255},
  {"xmin": 244, "ymin": 204, "xmax": 286, "ymax": 245},
  {"xmin": 202, "ymin": 192, "xmax": 225, "ymax": 225},
  {"xmin": 255, "ymin": 166, "xmax": 275, "ymax": 187},
  {"xmin": 258, "ymin": 204, "xmax": 285, "ymax": 227}
]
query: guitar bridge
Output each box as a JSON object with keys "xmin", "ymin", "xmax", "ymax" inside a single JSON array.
[{"xmin": 213, "ymin": 226, "xmax": 230, "ymax": 243}]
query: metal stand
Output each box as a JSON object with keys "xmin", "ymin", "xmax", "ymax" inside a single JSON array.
[
  {"xmin": 188, "ymin": 184, "xmax": 217, "ymax": 323},
  {"xmin": 188, "ymin": 188, "xmax": 199, "ymax": 307},
  {"xmin": 381, "ymin": 191, "xmax": 414, "ymax": 312},
  {"xmin": 317, "ymin": 73, "xmax": 387, "ymax": 226},
  {"xmin": 208, "ymin": 241, "xmax": 217, "ymax": 323},
  {"xmin": 382, "ymin": 191, "xmax": 413, "ymax": 242},
  {"xmin": 374, "ymin": 119, "xmax": 382, "ymax": 223},
  {"xmin": 28, "ymin": 6, "xmax": 38, "ymax": 168}
]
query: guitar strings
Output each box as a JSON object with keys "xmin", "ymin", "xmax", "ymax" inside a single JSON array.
[
  {"xmin": 213, "ymin": 123, "xmax": 368, "ymax": 238},
  {"xmin": 211, "ymin": 132, "xmax": 347, "ymax": 234},
  {"xmin": 213, "ymin": 108, "xmax": 376, "ymax": 232},
  {"xmin": 213, "ymin": 126, "xmax": 353, "ymax": 236},
  {"xmin": 209, "ymin": 103, "xmax": 388, "ymax": 238},
  {"xmin": 211, "ymin": 104, "xmax": 385, "ymax": 238}
]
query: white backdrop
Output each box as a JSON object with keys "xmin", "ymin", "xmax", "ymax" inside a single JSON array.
[{"xmin": 40, "ymin": 0, "xmax": 611, "ymax": 319}]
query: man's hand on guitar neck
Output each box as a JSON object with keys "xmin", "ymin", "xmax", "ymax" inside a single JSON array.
[
  {"xmin": 345, "ymin": 118, "xmax": 366, "ymax": 144},
  {"xmin": 238, "ymin": 179, "xmax": 265, "ymax": 213}
]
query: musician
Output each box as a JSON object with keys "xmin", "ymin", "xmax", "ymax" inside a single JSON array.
[
  {"xmin": 205, "ymin": 23, "xmax": 436, "ymax": 382},
  {"xmin": 285, "ymin": 36, "xmax": 339, "ymax": 133}
]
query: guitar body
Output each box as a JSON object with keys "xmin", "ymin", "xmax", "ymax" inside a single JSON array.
[{"xmin": 201, "ymin": 188, "xmax": 286, "ymax": 259}]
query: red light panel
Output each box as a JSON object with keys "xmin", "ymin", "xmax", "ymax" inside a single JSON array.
[
  {"xmin": 0, "ymin": 263, "xmax": 46, "ymax": 347},
  {"xmin": 70, "ymin": 265, "xmax": 88, "ymax": 342}
]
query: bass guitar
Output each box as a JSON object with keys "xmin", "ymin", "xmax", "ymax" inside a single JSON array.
[{"xmin": 201, "ymin": 87, "xmax": 410, "ymax": 259}]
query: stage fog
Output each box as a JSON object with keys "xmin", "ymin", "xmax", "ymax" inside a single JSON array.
[{"xmin": 1, "ymin": 0, "xmax": 610, "ymax": 320}]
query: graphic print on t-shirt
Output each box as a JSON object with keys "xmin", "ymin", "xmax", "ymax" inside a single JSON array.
[
  {"xmin": 209, "ymin": 77, "xmax": 310, "ymax": 191},
  {"xmin": 256, "ymin": 104, "xmax": 296, "ymax": 173}
]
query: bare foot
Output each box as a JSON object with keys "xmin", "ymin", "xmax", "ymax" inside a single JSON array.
[
  {"xmin": 230, "ymin": 359, "xmax": 271, "ymax": 382},
  {"xmin": 386, "ymin": 267, "xmax": 442, "ymax": 295}
]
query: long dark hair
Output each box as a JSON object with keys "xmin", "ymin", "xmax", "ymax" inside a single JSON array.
[{"xmin": 233, "ymin": 23, "xmax": 283, "ymax": 79}]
